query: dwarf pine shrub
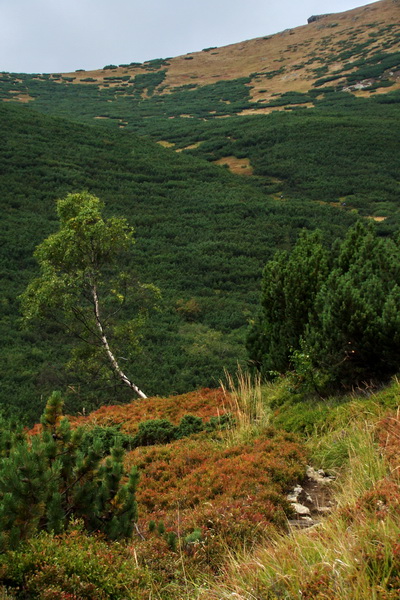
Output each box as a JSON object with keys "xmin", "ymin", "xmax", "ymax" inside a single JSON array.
[{"xmin": 0, "ymin": 392, "xmax": 139, "ymax": 550}]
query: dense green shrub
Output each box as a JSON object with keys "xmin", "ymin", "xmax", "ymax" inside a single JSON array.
[
  {"xmin": 0, "ymin": 523, "xmax": 151, "ymax": 599},
  {"xmin": 131, "ymin": 413, "xmax": 231, "ymax": 447},
  {"xmin": 133, "ymin": 419, "xmax": 177, "ymax": 446},
  {"xmin": 175, "ymin": 414, "xmax": 204, "ymax": 438},
  {"xmin": 79, "ymin": 425, "xmax": 136, "ymax": 455},
  {"xmin": 247, "ymin": 229, "xmax": 328, "ymax": 375},
  {"xmin": 1, "ymin": 40, "xmax": 400, "ymax": 421},
  {"xmin": 248, "ymin": 222, "xmax": 400, "ymax": 389},
  {"xmin": 132, "ymin": 70, "xmax": 166, "ymax": 96},
  {"xmin": 0, "ymin": 393, "xmax": 138, "ymax": 549},
  {"xmin": 308, "ymin": 222, "xmax": 400, "ymax": 385},
  {"xmin": 346, "ymin": 50, "xmax": 400, "ymax": 83}
]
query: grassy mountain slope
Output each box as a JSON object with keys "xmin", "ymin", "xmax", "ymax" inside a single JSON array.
[
  {"xmin": 0, "ymin": 3, "xmax": 399, "ymax": 596},
  {"xmin": 1, "ymin": 3, "xmax": 399, "ymax": 222},
  {"xmin": 158, "ymin": 93, "xmax": 400, "ymax": 220},
  {"xmin": 2, "ymin": 0, "xmax": 400, "ymax": 106}
]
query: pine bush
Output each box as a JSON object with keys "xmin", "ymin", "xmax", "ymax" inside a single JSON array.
[
  {"xmin": 0, "ymin": 392, "xmax": 139, "ymax": 550},
  {"xmin": 248, "ymin": 222, "xmax": 400, "ymax": 388}
]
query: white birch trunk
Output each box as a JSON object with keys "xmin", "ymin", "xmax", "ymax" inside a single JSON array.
[{"xmin": 91, "ymin": 285, "xmax": 147, "ymax": 399}]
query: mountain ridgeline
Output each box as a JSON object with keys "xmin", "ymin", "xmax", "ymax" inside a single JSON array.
[{"xmin": 1, "ymin": 0, "xmax": 400, "ymax": 422}]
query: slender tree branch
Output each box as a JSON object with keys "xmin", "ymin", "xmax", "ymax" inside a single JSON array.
[
  {"xmin": 43, "ymin": 312, "xmax": 99, "ymax": 347},
  {"xmin": 71, "ymin": 305, "xmax": 102, "ymax": 342}
]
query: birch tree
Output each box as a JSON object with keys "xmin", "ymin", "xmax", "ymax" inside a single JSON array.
[{"xmin": 20, "ymin": 192, "xmax": 159, "ymax": 399}]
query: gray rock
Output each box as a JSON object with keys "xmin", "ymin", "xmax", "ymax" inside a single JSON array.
[
  {"xmin": 306, "ymin": 466, "xmax": 335, "ymax": 484},
  {"xmin": 315, "ymin": 506, "xmax": 332, "ymax": 515},
  {"xmin": 307, "ymin": 14, "xmax": 332, "ymax": 24},
  {"xmin": 287, "ymin": 485, "xmax": 304, "ymax": 503},
  {"xmin": 291, "ymin": 502, "xmax": 311, "ymax": 515}
]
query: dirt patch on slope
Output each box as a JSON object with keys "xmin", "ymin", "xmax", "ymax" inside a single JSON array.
[
  {"xmin": 214, "ymin": 156, "xmax": 254, "ymax": 175},
  {"xmin": 4, "ymin": 93, "xmax": 34, "ymax": 103},
  {"xmin": 157, "ymin": 140, "xmax": 175, "ymax": 148}
]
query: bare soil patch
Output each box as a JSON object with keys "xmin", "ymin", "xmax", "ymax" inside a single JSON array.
[
  {"xmin": 214, "ymin": 156, "xmax": 253, "ymax": 176},
  {"xmin": 176, "ymin": 142, "xmax": 202, "ymax": 152},
  {"xmin": 4, "ymin": 93, "xmax": 34, "ymax": 103}
]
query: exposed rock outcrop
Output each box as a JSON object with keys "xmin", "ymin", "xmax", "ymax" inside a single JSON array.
[
  {"xmin": 287, "ymin": 466, "xmax": 335, "ymax": 528},
  {"xmin": 307, "ymin": 14, "xmax": 333, "ymax": 24}
]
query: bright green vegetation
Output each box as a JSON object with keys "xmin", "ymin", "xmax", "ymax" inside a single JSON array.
[
  {"xmin": 2, "ymin": 72, "xmax": 400, "ymax": 424},
  {"xmin": 0, "ymin": 71, "xmax": 254, "ymax": 120},
  {"xmin": 1, "ymin": 61, "xmax": 400, "ymax": 223},
  {"xmin": 0, "ymin": 7, "xmax": 400, "ymax": 423},
  {"xmin": 146, "ymin": 91, "xmax": 400, "ymax": 221},
  {"xmin": 248, "ymin": 221, "xmax": 400, "ymax": 389},
  {"xmin": 20, "ymin": 192, "xmax": 160, "ymax": 401},
  {"xmin": 0, "ymin": 10, "xmax": 399, "ymax": 597},
  {"xmin": 0, "ymin": 101, "xmax": 356, "ymax": 423}
]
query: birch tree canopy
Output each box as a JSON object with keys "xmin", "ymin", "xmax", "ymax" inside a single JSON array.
[{"xmin": 20, "ymin": 192, "xmax": 160, "ymax": 399}]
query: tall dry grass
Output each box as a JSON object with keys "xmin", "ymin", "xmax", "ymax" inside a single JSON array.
[
  {"xmin": 197, "ymin": 411, "xmax": 400, "ymax": 600},
  {"xmin": 220, "ymin": 367, "xmax": 270, "ymax": 443}
]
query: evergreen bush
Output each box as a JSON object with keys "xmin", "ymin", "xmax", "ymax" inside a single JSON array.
[
  {"xmin": 248, "ymin": 222, "xmax": 400, "ymax": 389},
  {"xmin": 0, "ymin": 392, "xmax": 139, "ymax": 549},
  {"xmin": 133, "ymin": 419, "xmax": 176, "ymax": 446},
  {"xmin": 175, "ymin": 414, "xmax": 204, "ymax": 439},
  {"xmin": 79, "ymin": 425, "xmax": 136, "ymax": 455},
  {"xmin": 132, "ymin": 413, "xmax": 232, "ymax": 447}
]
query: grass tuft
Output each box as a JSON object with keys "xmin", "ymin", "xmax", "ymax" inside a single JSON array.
[{"xmin": 221, "ymin": 367, "xmax": 270, "ymax": 442}]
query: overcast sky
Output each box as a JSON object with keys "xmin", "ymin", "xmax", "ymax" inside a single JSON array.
[{"xmin": 0, "ymin": 0, "xmax": 378, "ymax": 74}]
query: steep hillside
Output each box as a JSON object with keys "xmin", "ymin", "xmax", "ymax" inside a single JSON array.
[
  {"xmin": 2, "ymin": 0, "xmax": 400, "ymax": 108},
  {"xmin": 66, "ymin": 0, "xmax": 400, "ymax": 104},
  {"xmin": 1, "ymin": 1, "xmax": 399, "ymax": 220},
  {"xmin": 0, "ymin": 4, "xmax": 399, "ymax": 596},
  {"xmin": 1, "ymin": 0, "xmax": 400, "ymax": 421},
  {"xmin": 0, "ymin": 102, "xmax": 356, "ymax": 423}
]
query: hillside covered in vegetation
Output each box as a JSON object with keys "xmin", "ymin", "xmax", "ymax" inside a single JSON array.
[
  {"xmin": 0, "ymin": 1, "xmax": 400, "ymax": 596},
  {"xmin": 0, "ymin": 375, "xmax": 399, "ymax": 598},
  {"xmin": 2, "ymin": 0, "xmax": 400, "ymax": 422},
  {"xmin": 1, "ymin": 100, "xmax": 357, "ymax": 422}
]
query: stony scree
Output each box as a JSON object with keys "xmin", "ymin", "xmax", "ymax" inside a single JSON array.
[{"xmin": 287, "ymin": 466, "xmax": 335, "ymax": 528}]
